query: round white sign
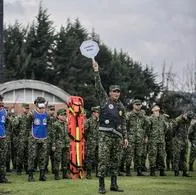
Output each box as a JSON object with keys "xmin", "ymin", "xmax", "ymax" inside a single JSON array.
[{"xmin": 80, "ymin": 40, "xmax": 100, "ymax": 59}]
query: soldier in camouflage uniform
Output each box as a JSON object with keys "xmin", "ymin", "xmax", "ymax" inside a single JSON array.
[
  {"xmin": 46, "ymin": 104, "xmax": 56, "ymax": 173},
  {"xmin": 92, "ymin": 61, "xmax": 128, "ymax": 194},
  {"xmin": 51, "ymin": 109, "xmax": 70, "ymax": 180},
  {"xmin": 172, "ymin": 111, "xmax": 195, "ymax": 177},
  {"xmin": 15, "ymin": 103, "xmax": 30, "ymax": 174},
  {"xmin": 27, "ymin": 97, "xmax": 48, "ymax": 182},
  {"xmin": 5, "ymin": 108, "xmax": 12, "ymax": 173},
  {"xmin": 0, "ymin": 94, "xmax": 10, "ymax": 183},
  {"xmin": 126, "ymin": 99, "xmax": 148, "ymax": 176},
  {"xmin": 148, "ymin": 105, "xmax": 168, "ymax": 176},
  {"xmin": 188, "ymin": 119, "xmax": 196, "ymax": 171},
  {"xmin": 141, "ymin": 135, "xmax": 148, "ymax": 172},
  {"xmin": 9, "ymin": 107, "xmax": 18, "ymax": 171},
  {"xmin": 85, "ymin": 106, "xmax": 100, "ymax": 179},
  {"xmin": 164, "ymin": 113, "xmax": 173, "ymax": 171},
  {"xmin": 140, "ymin": 109, "xmax": 148, "ymax": 172}
]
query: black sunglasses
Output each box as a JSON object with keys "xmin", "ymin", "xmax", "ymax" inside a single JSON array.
[{"xmin": 112, "ymin": 90, "xmax": 120, "ymax": 93}]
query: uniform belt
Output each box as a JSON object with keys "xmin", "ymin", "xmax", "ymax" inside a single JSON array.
[{"xmin": 99, "ymin": 127, "xmax": 122, "ymax": 138}]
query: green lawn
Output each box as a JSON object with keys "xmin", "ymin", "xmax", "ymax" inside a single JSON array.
[{"xmin": 0, "ymin": 171, "xmax": 196, "ymax": 195}]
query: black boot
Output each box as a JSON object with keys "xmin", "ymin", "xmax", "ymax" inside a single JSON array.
[
  {"xmin": 6, "ymin": 162, "xmax": 11, "ymax": 173},
  {"xmin": 189, "ymin": 163, "xmax": 193, "ymax": 172},
  {"xmin": 182, "ymin": 170, "xmax": 191, "ymax": 177},
  {"xmin": 110, "ymin": 176, "xmax": 124, "ymax": 192},
  {"xmin": 126, "ymin": 165, "xmax": 132, "ymax": 176},
  {"xmin": 98, "ymin": 176, "xmax": 106, "ymax": 194},
  {"xmin": 28, "ymin": 170, "xmax": 35, "ymax": 182},
  {"xmin": 16, "ymin": 165, "xmax": 22, "ymax": 175},
  {"xmin": 24, "ymin": 165, "xmax": 28, "ymax": 174},
  {"xmin": 141, "ymin": 165, "xmax": 147, "ymax": 172},
  {"xmin": 39, "ymin": 169, "xmax": 46, "ymax": 181},
  {"xmin": 166, "ymin": 162, "xmax": 170, "ymax": 171},
  {"xmin": 16, "ymin": 169, "xmax": 22, "ymax": 175},
  {"xmin": 174, "ymin": 170, "xmax": 179, "ymax": 176},
  {"xmin": 62, "ymin": 169, "xmax": 71, "ymax": 179},
  {"xmin": 137, "ymin": 167, "xmax": 144, "ymax": 176},
  {"xmin": 150, "ymin": 167, "xmax": 156, "ymax": 176},
  {"xmin": 0, "ymin": 173, "xmax": 10, "ymax": 183},
  {"xmin": 86, "ymin": 170, "xmax": 92, "ymax": 179},
  {"xmin": 160, "ymin": 169, "xmax": 166, "ymax": 176},
  {"xmin": 54, "ymin": 170, "xmax": 60, "ymax": 180},
  {"xmin": 119, "ymin": 162, "xmax": 125, "ymax": 173}
]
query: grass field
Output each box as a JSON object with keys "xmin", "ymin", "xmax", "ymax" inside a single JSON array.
[{"xmin": 0, "ymin": 170, "xmax": 196, "ymax": 195}]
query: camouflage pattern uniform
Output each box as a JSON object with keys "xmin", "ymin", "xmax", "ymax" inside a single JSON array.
[
  {"xmin": 141, "ymin": 136, "xmax": 148, "ymax": 172},
  {"xmin": 94, "ymin": 70, "xmax": 127, "ymax": 193},
  {"xmin": 51, "ymin": 109, "xmax": 70, "ymax": 180},
  {"xmin": 5, "ymin": 115, "xmax": 12, "ymax": 172},
  {"xmin": 27, "ymin": 97, "xmax": 48, "ymax": 182},
  {"xmin": 165, "ymin": 124, "xmax": 173, "ymax": 171},
  {"xmin": 148, "ymin": 114, "xmax": 168, "ymax": 176},
  {"xmin": 9, "ymin": 112, "xmax": 18, "ymax": 171},
  {"xmin": 0, "ymin": 96, "xmax": 9, "ymax": 183},
  {"xmin": 188, "ymin": 120, "xmax": 196, "ymax": 171},
  {"xmin": 172, "ymin": 113, "xmax": 193, "ymax": 176},
  {"xmin": 85, "ymin": 107, "xmax": 99, "ymax": 178},
  {"xmin": 46, "ymin": 105, "xmax": 56, "ymax": 173},
  {"xmin": 15, "ymin": 104, "xmax": 30, "ymax": 174},
  {"xmin": 126, "ymin": 107, "xmax": 148, "ymax": 176}
]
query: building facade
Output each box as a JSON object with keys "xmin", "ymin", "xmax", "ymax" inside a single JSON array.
[{"xmin": 0, "ymin": 79, "xmax": 70, "ymax": 112}]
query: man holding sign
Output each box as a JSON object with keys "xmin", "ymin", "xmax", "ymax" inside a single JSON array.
[
  {"xmin": 80, "ymin": 40, "xmax": 128, "ymax": 193},
  {"xmin": 92, "ymin": 61, "xmax": 128, "ymax": 194}
]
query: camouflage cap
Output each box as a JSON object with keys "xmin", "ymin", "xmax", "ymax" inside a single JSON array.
[
  {"xmin": 57, "ymin": 108, "xmax": 66, "ymax": 116},
  {"xmin": 109, "ymin": 85, "xmax": 121, "ymax": 91},
  {"xmin": 22, "ymin": 103, "xmax": 29, "ymax": 109},
  {"xmin": 48, "ymin": 104, "xmax": 55, "ymax": 110},
  {"xmin": 91, "ymin": 106, "xmax": 100, "ymax": 112},
  {"xmin": 151, "ymin": 104, "xmax": 160, "ymax": 112},
  {"xmin": 132, "ymin": 99, "xmax": 142, "ymax": 105},
  {"xmin": 186, "ymin": 111, "xmax": 196, "ymax": 120}
]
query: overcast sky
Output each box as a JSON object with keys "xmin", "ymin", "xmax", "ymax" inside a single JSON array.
[{"xmin": 4, "ymin": 0, "xmax": 196, "ymax": 84}]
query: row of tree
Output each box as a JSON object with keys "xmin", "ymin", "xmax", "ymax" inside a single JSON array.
[{"xmin": 3, "ymin": 6, "xmax": 162, "ymax": 110}]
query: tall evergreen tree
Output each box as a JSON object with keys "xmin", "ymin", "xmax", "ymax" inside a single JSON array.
[
  {"xmin": 3, "ymin": 6, "xmax": 161, "ymax": 110},
  {"xmin": 53, "ymin": 19, "xmax": 100, "ymax": 109},
  {"xmin": 4, "ymin": 22, "xmax": 30, "ymax": 80},
  {"xmin": 26, "ymin": 5, "xmax": 55, "ymax": 81}
]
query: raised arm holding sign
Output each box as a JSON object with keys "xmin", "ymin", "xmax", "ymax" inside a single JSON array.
[{"xmin": 80, "ymin": 40, "xmax": 99, "ymax": 62}]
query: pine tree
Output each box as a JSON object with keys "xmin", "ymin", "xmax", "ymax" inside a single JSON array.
[
  {"xmin": 4, "ymin": 22, "xmax": 30, "ymax": 80},
  {"xmin": 25, "ymin": 5, "xmax": 55, "ymax": 81}
]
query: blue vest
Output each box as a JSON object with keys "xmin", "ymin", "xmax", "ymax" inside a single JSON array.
[
  {"xmin": 0, "ymin": 108, "xmax": 7, "ymax": 138},
  {"xmin": 99, "ymin": 100, "xmax": 123, "ymax": 129},
  {"xmin": 32, "ymin": 111, "xmax": 48, "ymax": 139}
]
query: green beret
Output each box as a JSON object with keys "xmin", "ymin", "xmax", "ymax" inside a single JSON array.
[
  {"xmin": 109, "ymin": 85, "xmax": 121, "ymax": 91},
  {"xmin": 22, "ymin": 103, "xmax": 29, "ymax": 109},
  {"xmin": 91, "ymin": 106, "xmax": 100, "ymax": 112},
  {"xmin": 132, "ymin": 99, "xmax": 142, "ymax": 105},
  {"xmin": 57, "ymin": 109, "xmax": 66, "ymax": 116}
]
